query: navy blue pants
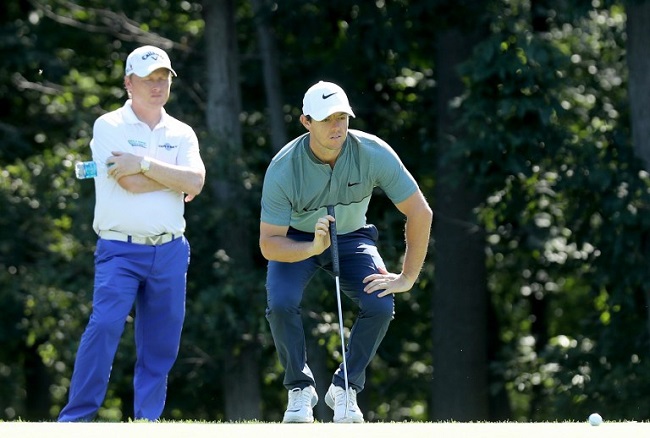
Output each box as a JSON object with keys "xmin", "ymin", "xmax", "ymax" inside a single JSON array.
[
  {"xmin": 265, "ymin": 225, "xmax": 394, "ymax": 393},
  {"xmin": 58, "ymin": 236, "xmax": 189, "ymax": 422}
]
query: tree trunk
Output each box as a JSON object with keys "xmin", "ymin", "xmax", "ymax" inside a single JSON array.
[
  {"xmin": 24, "ymin": 345, "xmax": 51, "ymax": 420},
  {"xmin": 251, "ymin": 0, "xmax": 288, "ymax": 153},
  {"xmin": 626, "ymin": 0, "xmax": 650, "ymax": 343},
  {"xmin": 527, "ymin": 0, "xmax": 550, "ymax": 420},
  {"xmin": 203, "ymin": 0, "xmax": 261, "ymax": 420},
  {"xmin": 626, "ymin": 0, "xmax": 650, "ymax": 170},
  {"xmin": 204, "ymin": 0, "xmax": 241, "ymax": 141},
  {"xmin": 431, "ymin": 28, "xmax": 489, "ymax": 421},
  {"xmin": 221, "ymin": 344, "xmax": 262, "ymax": 421}
]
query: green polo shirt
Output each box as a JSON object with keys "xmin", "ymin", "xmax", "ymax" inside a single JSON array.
[{"xmin": 261, "ymin": 129, "xmax": 418, "ymax": 235}]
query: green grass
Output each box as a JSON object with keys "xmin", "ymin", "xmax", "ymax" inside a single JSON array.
[{"xmin": 0, "ymin": 420, "xmax": 647, "ymax": 438}]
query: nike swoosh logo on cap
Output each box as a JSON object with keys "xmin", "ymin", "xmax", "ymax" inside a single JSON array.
[{"xmin": 322, "ymin": 92, "xmax": 337, "ymax": 99}]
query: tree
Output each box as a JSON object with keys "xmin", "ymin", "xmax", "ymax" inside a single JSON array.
[
  {"xmin": 626, "ymin": 0, "xmax": 650, "ymax": 172},
  {"xmin": 250, "ymin": 0, "xmax": 288, "ymax": 153},
  {"xmin": 431, "ymin": 3, "xmax": 490, "ymax": 420},
  {"xmin": 625, "ymin": 0, "xmax": 650, "ymax": 341},
  {"xmin": 182, "ymin": 0, "xmax": 263, "ymax": 421}
]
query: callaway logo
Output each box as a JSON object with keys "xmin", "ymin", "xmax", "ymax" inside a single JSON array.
[
  {"xmin": 322, "ymin": 92, "xmax": 337, "ymax": 99},
  {"xmin": 141, "ymin": 51, "xmax": 162, "ymax": 61}
]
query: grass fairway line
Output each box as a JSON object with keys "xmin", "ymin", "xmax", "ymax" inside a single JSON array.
[{"xmin": 0, "ymin": 421, "xmax": 646, "ymax": 438}]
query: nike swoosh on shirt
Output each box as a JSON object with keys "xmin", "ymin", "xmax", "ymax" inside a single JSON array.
[
  {"xmin": 347, "ymin": 182, "xmax": 361, "ymax": 187},
  {"xmin": 322, "ymin": 92, "xmax": 337, "ymax": 99}
]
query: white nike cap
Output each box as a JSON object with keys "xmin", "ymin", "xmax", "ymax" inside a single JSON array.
[
  {"xmin": 125, "ymin": 45, "xmax": 177, "ymax": 78},
  {"xmin": 302, "ymin": 81, "xmax": 355, "ymax": 121}
]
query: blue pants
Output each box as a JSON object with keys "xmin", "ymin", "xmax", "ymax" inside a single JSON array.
[
  {"xmin": 58, "ymin": 236, "xmax": 190, "ymax": 422},
  {"xmin": 265, "ymin": 225, "xmax": 394, "ymax": 393}
]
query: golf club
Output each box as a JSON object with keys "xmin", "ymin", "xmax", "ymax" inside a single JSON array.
[{"xmin": 327, "ymin": 205, "xmax": 349, "ymax": 418}]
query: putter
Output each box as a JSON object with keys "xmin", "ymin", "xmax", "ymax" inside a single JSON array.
[{"xmin": 327, "ymin": 205, "xmax": 350, "ymax": 418}]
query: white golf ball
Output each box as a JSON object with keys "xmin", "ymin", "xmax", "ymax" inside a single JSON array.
[{"xmin": 588, "ymin": 413, "xmax": 603, "ymax": 426}]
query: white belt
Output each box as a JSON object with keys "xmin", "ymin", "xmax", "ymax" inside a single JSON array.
[{"xmin": 98, "ymin": 230, "xmax": 181, "ymax": 246}]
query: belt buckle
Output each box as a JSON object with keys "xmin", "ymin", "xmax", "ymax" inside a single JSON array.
[
  {"xmin": 127, "ymin": 233, "xmax": 175, "ymax": 245},
  {"xmin": 146, "ymin": 233, "xmax": 174, "ymax": 245}
]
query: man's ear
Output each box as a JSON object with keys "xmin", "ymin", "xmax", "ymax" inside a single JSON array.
[
  {"xmin": 299, "ymin": 114, "xmax": 311, "ymax": 130},
  {"xmin": 124, "ymin": 75, "xmax": 132, "ymax": 94}
]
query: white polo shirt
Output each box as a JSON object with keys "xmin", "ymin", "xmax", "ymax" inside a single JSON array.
[{"xmin": 91, "ymin": 100, "xmax": 204, "ymax": 237}]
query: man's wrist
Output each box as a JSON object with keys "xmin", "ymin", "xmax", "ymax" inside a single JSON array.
[{"xmin": 401, "ymin": 272, "xmax": 417, "ymax": 283}]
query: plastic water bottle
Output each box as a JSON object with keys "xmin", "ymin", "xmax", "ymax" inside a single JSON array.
[{"xmin": 75, "ymin": 161, "xmax": 109, "ymax": 179}]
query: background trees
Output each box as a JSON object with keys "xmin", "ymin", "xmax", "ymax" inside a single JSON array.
[{"xmin": 1, "ymin": 0, "xmax": 648, "ymax": 422}]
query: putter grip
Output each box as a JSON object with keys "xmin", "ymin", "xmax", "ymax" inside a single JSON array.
[{"xmin": 327, "ymin": 205, "xmax": 340, "ymax": 276}]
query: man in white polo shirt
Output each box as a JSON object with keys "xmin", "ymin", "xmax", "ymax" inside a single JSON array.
[{"xmin": 58, "ymin": 45, "xmax": 205, "ymax": 422}]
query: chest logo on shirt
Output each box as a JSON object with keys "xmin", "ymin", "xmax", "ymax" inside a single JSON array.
[
  {"xmin": 159, "ymin": 143, "xmax": 178, "ymax": 151},
  {"xmin": 128, "ymin": 140, "xmax": 147, "ymax": 148}
]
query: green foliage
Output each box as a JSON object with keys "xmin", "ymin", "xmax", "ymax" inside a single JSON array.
[
  {"xmin": 2, "ymin": 0, "xmax": 649, "ymax": 424},
  {"xmin": 455, "ymin": 1, "xmax": 650, "ymax": 421}
]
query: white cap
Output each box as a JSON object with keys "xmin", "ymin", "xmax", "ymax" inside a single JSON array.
[
  {"xmin": 302, "ymin": 81, "xmax": 355, "ymax": 121},
  {"xmin": 125, "ymin": 45, "xmax": 177, "ymax": 77}
]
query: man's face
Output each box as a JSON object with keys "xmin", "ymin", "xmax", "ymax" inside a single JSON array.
[
  {"xmin": 304, "ymin": 112, "xmax": 350, "ymax": 156},
  {"xmin": 125, "ymin": 68, "xmax": 172, "ymax": 106}
]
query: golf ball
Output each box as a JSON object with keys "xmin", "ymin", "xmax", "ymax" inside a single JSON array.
[{"xmin": 588, "ymin": 413, "xmax": 603, "ymax": 426}]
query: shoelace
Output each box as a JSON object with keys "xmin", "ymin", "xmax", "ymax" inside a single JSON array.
[
  {"xmin": 288, "ymin": 388, "xmax": 312, "ymax": 411},
  {"xmin": 335, "ymin": 387, "xmax": 358, "ymax": 410}
]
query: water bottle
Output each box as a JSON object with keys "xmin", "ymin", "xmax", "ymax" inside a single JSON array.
[{"xmin": 75, "ymin": 161, "xmax": 109, "ymax": 179}]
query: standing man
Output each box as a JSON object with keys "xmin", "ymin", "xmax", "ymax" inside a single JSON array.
[
  {"xmin": 259, "ymin": 81, "xmax": 432, "ymax": 423},
  {"xmin": 58, "ymin": 45, "xmax": 206, "ymax": 422}
]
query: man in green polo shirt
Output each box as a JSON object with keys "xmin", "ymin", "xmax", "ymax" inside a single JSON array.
[{"xmin": 260, "ymin": 81, "xmax": 433, "ymax": 423}]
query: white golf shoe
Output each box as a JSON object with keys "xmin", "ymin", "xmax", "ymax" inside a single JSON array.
[
  {"xmin": 324, "ymin": 384, "xmax": 364, "ymax": 423},
  {"xmin": 282, "ymin": 386, "xmax": 318, "ymax": 423}
]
